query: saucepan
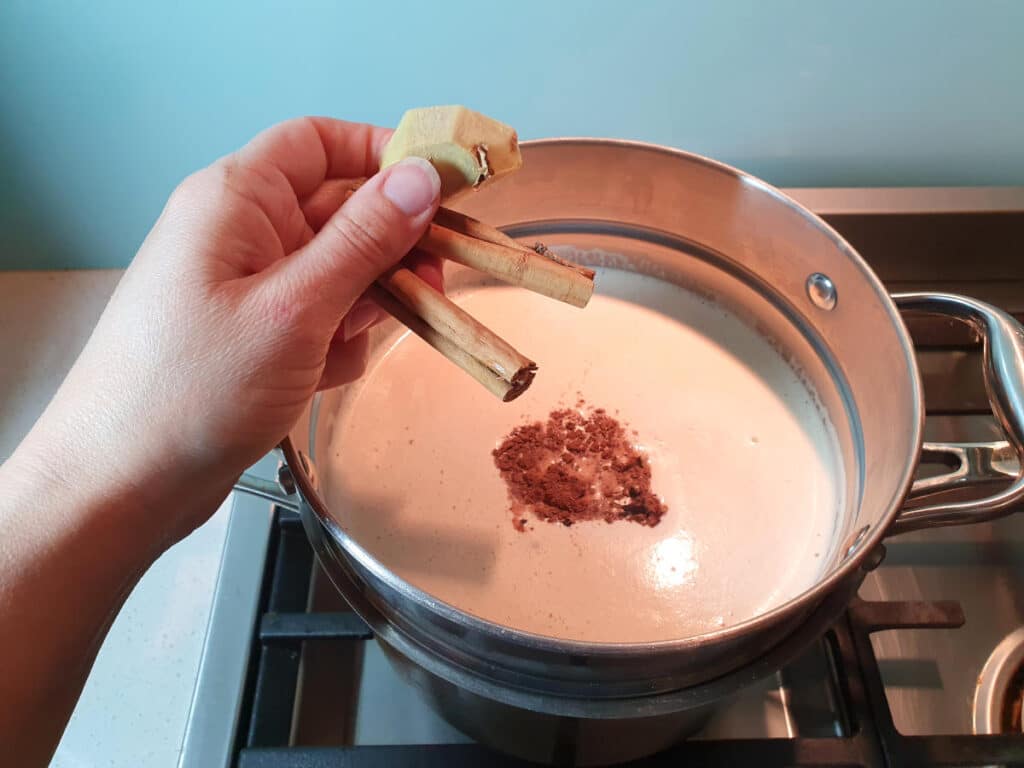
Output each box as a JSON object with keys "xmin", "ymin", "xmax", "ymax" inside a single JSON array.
[{"xmin": 235, "ymin": 140, "xmax": 1024, "ymax": 765}]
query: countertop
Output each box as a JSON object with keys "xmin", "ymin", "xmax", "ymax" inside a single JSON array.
[{"xmin": 0, "ymin": 270, "xmax": 236, "ymax": 767}]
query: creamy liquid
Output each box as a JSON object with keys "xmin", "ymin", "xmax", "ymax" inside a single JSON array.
[{"xmin": 323, "ymin": 269, "xmax": 844, "ymax": 642}]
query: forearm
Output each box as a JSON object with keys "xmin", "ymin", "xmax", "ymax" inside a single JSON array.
[
  {"xmin": 0, "ymin": 116, "xmax": 439, "ymax": 765},
  {"xmin": 0, "ymin": 424, "xmax": 229, "ymax": 766}
]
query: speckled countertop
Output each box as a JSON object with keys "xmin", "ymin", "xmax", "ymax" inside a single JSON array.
[{"xmin": 0, "ymin": 271, "xmax": 234, "ymax": 767}]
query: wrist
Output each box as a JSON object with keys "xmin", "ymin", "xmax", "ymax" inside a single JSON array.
[{"xmin": 5, "ymin": 415, "xmax": 233, "ymax": 555}]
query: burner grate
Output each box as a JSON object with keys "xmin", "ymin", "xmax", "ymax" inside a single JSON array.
[{"xmin": 233, "ymin": 509, "xmax": 1024, "ymax": 767}]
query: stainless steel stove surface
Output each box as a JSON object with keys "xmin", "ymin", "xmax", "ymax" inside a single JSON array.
[{"xmin": 179, "ymin": 188, "xmax": 1024, "ymax": 768}]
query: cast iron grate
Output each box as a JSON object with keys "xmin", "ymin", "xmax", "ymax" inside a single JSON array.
[{"xmin": 232, "ymin": 508, "xmax": 1024, "ymax": 768}]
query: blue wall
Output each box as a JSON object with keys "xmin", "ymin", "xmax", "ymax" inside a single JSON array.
[{"xmin": 1, "ymin": 1, "xmax": 1021, "ymax": 270}]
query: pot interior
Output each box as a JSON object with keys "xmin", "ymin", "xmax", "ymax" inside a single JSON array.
[{"xmin": 289, "ymin": 140, "xmax": 921, "ymax": 647}]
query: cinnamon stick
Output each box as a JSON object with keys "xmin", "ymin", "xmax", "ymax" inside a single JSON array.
[
  {"xmin": 372, "ymin": 269, "xmax": 537, "ymax": 402},
  {"xmin": 434, "ymin": 207, "xmax": 596, "ymax": 280},
  {"xmin": 433, "ymin": 206, "xmax": 528, "ymax": 250},
  {"xmin": 337, "ymin": 186, "xmax": 588, "ymax": 400},
  {"xmin": 342, "ymin": 184, "xmax": 594, "ymax": 308},
  {"xmin": 418, "ymin": 219, "xmax": 595, "ymax": 308}
]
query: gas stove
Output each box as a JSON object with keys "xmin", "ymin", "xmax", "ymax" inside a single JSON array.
[{"xmin": 179, "ymin": 188, "xmax": 1024, "ymax": 768}]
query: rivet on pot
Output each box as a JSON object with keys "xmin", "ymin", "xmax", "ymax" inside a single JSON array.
[
  {"xmin": 861, "ymin": 543, "xmax": 887, "ymax": 572},
  {"xmin": 843, "ymin": 525, "xmax": 870, "ymax": 560},
  {"xmin": 276, "ymin": 463, "xmax": 296, "ymax": 496},
  {"xmin": 806, "ymin": 273, "xmax": 837, "ymax": 311}
]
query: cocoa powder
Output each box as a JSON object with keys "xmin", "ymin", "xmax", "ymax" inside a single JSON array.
[{"xmin": 492, "ymin": 402, "xmax": 667, "ymax": 530}]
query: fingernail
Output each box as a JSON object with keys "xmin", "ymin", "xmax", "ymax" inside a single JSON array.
[
  {"xmin": 382, "ymin": 157, "xmax": 440, "ymax": 216},
  {"xmin": 342, "ymin": 301, "xmax": 381, "ymax": 342}
]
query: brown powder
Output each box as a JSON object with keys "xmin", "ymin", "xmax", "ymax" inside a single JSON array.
[{"xmin": 492, "ymin": 402, "xmax": 667, "ymax": 530}]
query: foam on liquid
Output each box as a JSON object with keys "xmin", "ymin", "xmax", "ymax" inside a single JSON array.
[{"xmin": 323, "ymin": 269, "xmax": 844, "ymax": 642}]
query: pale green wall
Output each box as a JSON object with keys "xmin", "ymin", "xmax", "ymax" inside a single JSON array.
[{"xmin": 1, "ymin": 1, "xmax": 1021, "ymax": 269}]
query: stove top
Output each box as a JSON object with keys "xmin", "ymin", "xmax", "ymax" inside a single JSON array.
[
  {"xmin": 179, "ymin": 187, "xmax": 1024, "ymax": 768},
  {"xmin": 229, "ymin": 508, "xmax": 1024, "ymax": 767}
]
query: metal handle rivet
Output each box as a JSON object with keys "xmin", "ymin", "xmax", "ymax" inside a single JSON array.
[
  {"xmin": 844, "ymin": 525, "xmax": 870, "ymax": 560},
  {"xmin": 276, "ymin": 463, "xmax": 296, "ymax": 495},
  {"xmin": 807, "ymin": 273, "xmax": 837, "ymax": 311}
]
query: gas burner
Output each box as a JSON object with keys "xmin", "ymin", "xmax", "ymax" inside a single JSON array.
[{"xmin": 975, "ymin": 627, "xmax": 1024, "ymax": 735}]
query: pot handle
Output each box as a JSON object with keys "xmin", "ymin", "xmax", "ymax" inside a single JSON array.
[
  {"xmin": 890, "ymin": 292, "xmax": 1024, "ymax": 535},
  {"xmin": 910, "ymin": 441, "xmax": 1018, "ymax": 498}
]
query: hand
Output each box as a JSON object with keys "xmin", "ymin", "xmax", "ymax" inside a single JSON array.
[
  {"xmin": 10, "ymin": 117, "xmax": 442, "ymax": 544},
  {"xmin": 0, "ymin": 117, "xmax": 444, "ymax": 765},
  {"xmin": 2, "ymin": 117, "xmax": 444, "ymax": 765}
]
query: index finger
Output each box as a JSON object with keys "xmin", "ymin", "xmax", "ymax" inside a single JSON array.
[{"xmin": 235, "ymin": 117, "xmax": 394, "ymax": 199}]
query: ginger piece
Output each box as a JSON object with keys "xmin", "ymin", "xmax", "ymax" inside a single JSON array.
[{"xmin": 381, "ymin": 105, "xmax": 522, "ymax": 200}]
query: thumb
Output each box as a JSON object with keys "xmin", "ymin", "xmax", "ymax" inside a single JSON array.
[{"xmin": 280, "ymin": 156, "xmax": 440, "ymax": 318}]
